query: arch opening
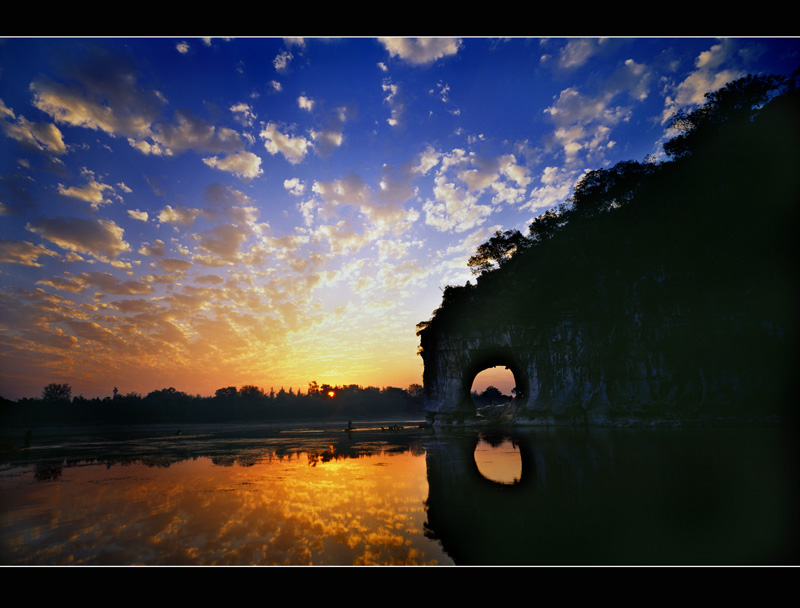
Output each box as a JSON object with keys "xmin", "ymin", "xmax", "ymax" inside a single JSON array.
[
  {"xmin": 461, "ymin": 349, "xmax": 529, "ymax": 413},
  {"xmin": 471, "ymin": 366, "xmax": 516, "ymax": 408}
]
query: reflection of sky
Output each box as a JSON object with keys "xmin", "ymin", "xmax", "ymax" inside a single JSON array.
[
  {"xmin": 1, "ymin": 37, "xmax": 798, "ymax": 400},
  {"xmin": 474, "ymin": 437, "xmax": 522, "ymax": 485},
  {"xmin": 0, "ymin": 449, "xmax": 452, "ymax": 565}
]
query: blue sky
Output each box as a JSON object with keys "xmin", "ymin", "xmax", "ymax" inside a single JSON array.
[{"xmin": 1, "ymin": 36, "xmax": 798, "ymax": 400}]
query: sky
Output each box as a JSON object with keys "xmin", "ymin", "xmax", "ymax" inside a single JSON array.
[{"xmin": 1, "ymin": 36, "xmax": 798, "ymax": 401}]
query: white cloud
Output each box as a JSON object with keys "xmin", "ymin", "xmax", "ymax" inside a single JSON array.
[
  {"xmin": 298, "ymin": 96, "xmax": 314, "ymax": 111},
  {"xmin": 661, "ymin": 39, "xmax": 744, "ymax": 124},
  {"xmin": 158, "ymin": 204, "xmax": 204, "ymax": 227},
  {"xmin": 260, "ymin": 122, "xmax": 312, "ymax": 164},
  {"xmin": 57, "ymin": 169, "xmax": 116, "ymax": 208},
  {"xmin": 382, "ymin": 79, "xmax": 404, "ymax": 127},
  {"xmin": 423, "ymin": 175, "xmax": 493, "ymax": 233},
  {"xmin": 230, "ymin": 102, "xmax": 256, "ymax": 127},
  {"xmin": 379, "ymin": 38, "xmax": 462, "ymax": 66},
  {"xmin": 556, "ymin": 38, "xmax": 604, "ymax": 69},
  {"xmin": 273, "ymin": 50, "xmax": 293, "ymax": 71},
  {"xmin": 127, "ymin": 209, "xmax": 149, "ymax": 222},
  {"xmin": 284, "ymin": 178, "xmax": 305, "ymax": 196},
  {"xmin": 203, "ymin": 151, "xmax": 263, "ymax": 180},
  {"xmin": 0, "ymin": 98, "xmax": 67, "ymax": 155}
]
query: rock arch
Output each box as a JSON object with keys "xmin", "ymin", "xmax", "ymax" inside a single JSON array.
[
  {"xmin": 419, "ymin": 326, "xmax": 542, "ymax": 422},
  {"xmin": 418, "ymin": 323, "xmax": 615, "ymax": 425}
]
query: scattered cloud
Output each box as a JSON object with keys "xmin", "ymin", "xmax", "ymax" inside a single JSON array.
[
  {"xmin": 26, "ymin": 216, "xmax": 130, "ymax": 261},
  {"xmin": 379, "ymin": 38, "xmax": 462, "ymax": 66},
  {"xmin": 260, "ymin": 122, "xmax": 312, "ymax": 164},
  {"xmin": 0, "ymin": 239, "xmax": 58, "ymax": 266}
]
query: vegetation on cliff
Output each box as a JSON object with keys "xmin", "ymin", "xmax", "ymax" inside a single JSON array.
[{"xmin": 417, "ymin": 71, "xmax": 799, "ymax": 417}]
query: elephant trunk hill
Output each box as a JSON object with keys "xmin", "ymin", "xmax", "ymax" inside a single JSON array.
[{"xmin": 417, "ymin": 73, "xmax": 799, "ymax": 426}]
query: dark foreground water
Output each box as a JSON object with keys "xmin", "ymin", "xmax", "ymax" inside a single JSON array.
[{"xmin": 1, "ymin": 421, "xmax": 797, "ymax": 565}]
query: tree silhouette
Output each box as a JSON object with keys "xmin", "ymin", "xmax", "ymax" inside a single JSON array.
[
  {"xmin": 42, "ymin": 383, "xmax": 71, "ymax": 403},
  {"xmin": 467, "ymin": 229, "xmax": 527, "ymax": 275}
]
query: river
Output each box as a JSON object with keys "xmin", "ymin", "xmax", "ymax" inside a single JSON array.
[{"xmin": 1, "ymin": 421, "xmax": 796, "ymax": 565}]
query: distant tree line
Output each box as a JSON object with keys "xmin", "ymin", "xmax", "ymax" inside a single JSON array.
[{"xmin": 0, "ymin": 381, "xmax": 425, "ymax": 428}]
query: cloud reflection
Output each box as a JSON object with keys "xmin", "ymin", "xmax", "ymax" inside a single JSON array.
[{"xmin": 1, "ymin": 449, "xmax": 451, "ymax": 565}]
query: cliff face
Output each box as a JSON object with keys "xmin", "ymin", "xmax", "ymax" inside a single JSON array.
[
  {"xmin": 418, "ymin": 75, "xmax": 798, "ymax": 425},
  {"xmin": 419, "ymin": 307, "xmax": 790, "ymax": 424}
]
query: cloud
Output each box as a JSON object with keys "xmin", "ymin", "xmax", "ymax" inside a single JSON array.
[
  {"xmin": 310, "ymin": 105, "xmax": 351, "ymax": 157},
  {"xmin": 379, "ymin": 38, "xmax": 462, "ymax": 66},
  {"xmin": 661, "ymin": 39, "xmax": 744, "ymax": 124},
  {"xmin": 138, "ymin": 239, "xmax": 166, "ymax": 257},
  {"xmin": 26, "ymin": 216, "xmax": 130, "ymax": 260},
  {"xmin": 260, "ymin": 122, "xmax": 312, "ymax": 164},
  {"xmin": 284, "ymin": 178, "xmax": 305, "ymax": 196},
  {"xmin": 298, "ymin": 96, "xmax": 314, "ymax": 112},
  {"xmin": 28, "ymin": 45, "xmax": 252, "ymax": 164},
  {"xmin": 0, "ymin": 239, "xmax": 59, "ymax": 266},
  {"xmin": 203, "ymin": 151, "xmax": 263, "ymax": 180},
  {"xmin": 543, "ymin": 85, "xmax": 631, "ymax": 165},
  {"xmin": 143, "ymin": 108, "xmax": 245, "ymax": 157},
  {"xmin": 31, "ymin": 46, "xmax": 167, "ymax": 141},
  {"xmin": 127, "ymin": 209, "xmax": 149, "ymax": 222},
  {"xmin": 200, "ymin": 183, "xmax": 261, "ymax": 225},
  {"xmin": 37, "ymin": 270, "xmax": 153, "ymax": 295},
  {"xmin": 157, "ymin": 204, "xmax": 204, "ymax": 227},
  {"xmin": 157, "ymin": 258, "xmax": 193, "ymax": 274},
  {"xmin": 423, "ymin": 175, "xmax": 493, "ymax": 233},
  {"xmin": 0, "ymin": 98, "xmax": 67, "ymax": 155},
  {"xmin": 556, "ymin": 38, "xmax": 603, "ymax": 69},
  {"xmin": 274, "ymin": 50, "xmax": 293, "ymax": 72},
  {"xmin": 193, "ymin": 223, "xmax": 253, "ymax": 265},
  {"xmin": 57, "ymin": 169, "xmax": 116, "ymax": 208},
  {"xmin": 230, "ymin": 102, "xmax": 256, "ymax": 127},
  {"xmin": 382, "ymin": 79, "xmax": 404, "ymax": 127}
]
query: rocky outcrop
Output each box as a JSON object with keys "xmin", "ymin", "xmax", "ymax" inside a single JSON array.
[
  {"xmin": 417, "ymin": 76, "xmax": 799, "ymax": 427},
  {"xmin": 419, "ymin": 304, "xmax": 792, "ymax": 426}
]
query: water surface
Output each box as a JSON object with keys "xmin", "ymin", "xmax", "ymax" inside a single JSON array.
[{"xmin": 1, "ymin": 421, "xmax": 796, "ymax": 565}]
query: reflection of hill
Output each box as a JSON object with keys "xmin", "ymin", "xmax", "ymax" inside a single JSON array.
[{"xmin": 424, "ymin": 426, "xmax": 798, "ymax": 564}]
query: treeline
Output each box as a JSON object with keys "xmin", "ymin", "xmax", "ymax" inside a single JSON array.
[
  {"xmin": 417, "ymin": 70, "xmax": 800, "ymax": 417},
  {"xmin": 0, "ymin": 382, "xmax": 425, "ymax": 428}
]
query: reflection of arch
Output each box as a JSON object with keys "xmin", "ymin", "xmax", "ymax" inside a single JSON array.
[
  {"xmin": 473, "ymin": 433, "xmax": 524, "ymax": 486},
  {"xmin": 433, "ymin": 431, "xmax": 538, "ymax": 490},
  {"xmin": 462, "ymin": 348, "xmax": 530, "ymax": 410}
]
